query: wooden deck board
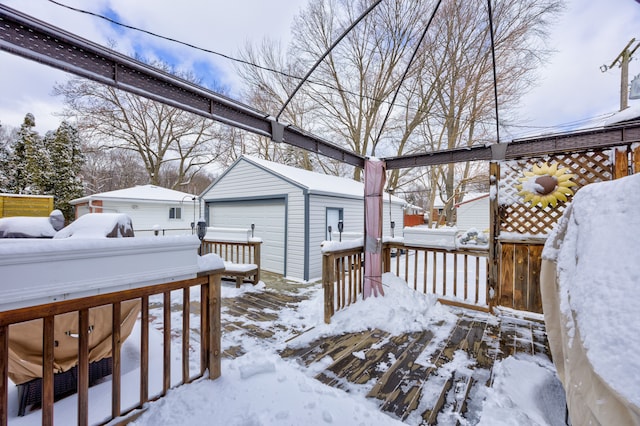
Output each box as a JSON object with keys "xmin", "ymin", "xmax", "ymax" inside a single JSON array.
[{"xmin": 218, "ymin": 279, "xmax": 552, "ymax": 422}]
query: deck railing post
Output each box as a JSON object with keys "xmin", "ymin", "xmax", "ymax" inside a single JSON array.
[
  {"xmin": 208, "ymin": 272, "xmax": 221, "ymax": 379},
  {"xmin": 323, "ymin": 253, "xmax": 335, "ymax": 324}
]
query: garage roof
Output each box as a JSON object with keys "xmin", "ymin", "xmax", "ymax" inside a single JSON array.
[{"xmin": 242, "ymin": 156, "xmax": 405, "ymax": 203}]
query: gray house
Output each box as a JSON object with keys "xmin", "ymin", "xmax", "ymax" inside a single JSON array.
[{"xmin": 200, "ymin": 156, "xmax": 406, "ymax": 282}]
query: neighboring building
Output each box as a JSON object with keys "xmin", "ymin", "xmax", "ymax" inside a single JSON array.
[
  {"xmin": 454, "ymin": 193, "xmax": 490, "ymax": 232},
  {"xmin": 200, "ymin": 156, "xmax": 406, "ymax": 282},
  {"xmin": 70, "ymin": 185, "xmax": 199, "ymax": 236},
  {"xmin": 0, "ymin": 193, "xmax": 53, "ymax": 218}
]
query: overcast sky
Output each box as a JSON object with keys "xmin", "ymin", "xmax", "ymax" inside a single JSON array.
[{"xmin": 1, "ymin": 0, "xmax": 639, "ymax": 140}]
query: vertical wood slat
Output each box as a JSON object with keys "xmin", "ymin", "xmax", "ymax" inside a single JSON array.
[
  {"xmin": 432, "ymin": 251, "xmax": 437, "ymax": 294},
  {"xmin": 348, "ymin": 255, "xmax": 353, "ymax": 305},
  {"xmin": 413, "ymin": 250, "xmax": 418, "ymax": 290},
  {"xmin": 200, "ymin": 284, "xmax": 209, "ymax": 376},
  {"xmin": 528, "ymin": 244, "xmax": 544, "ymax": 313},
  {"xmin": 77, "ymin": 309, "xmax": 89, "ymax": 426},
  {"xmin": 140, "ymin": 296, "xmax": 149, "ymax": 405},
  {"xmin": 475, "ymin": 257, "xmax": 480, "ymax": 304},
  {"xmin": 0, "ymin": 325, "xmax": 7, "ymax": 426},
  {"xmin": 42, "ymin": 316, "xmax": 54, "ymax": 426},
  {"xmin": 453, "ymin": 254, "xmax": 458, "ymax": 297},
  {"xmin": 111, "ymin": 302, "xmax": 122, "ymax": 419},
  {"xmin": 422, "ymin": 252, "xmax": 428, "ymax": 294},
  {"xmin": 513, "ymin": 245, "xmax": 529, "ymax": 310},
  {"xmin": 208, "ymin": 273, "xmax": 221, "ymax": 379},
  {"xmin": 404, "ymin": 249, "xmax": 409, "ymax": 282},
  {"xmin": 633, "ymin": 144, "xmax": 640, "ymax": 174},
  {"xmin": 442, "ymin": 253, "xmax": 447, "ymax": 296},
  {"xmin": 163, "ymin": 292, "xmax": 171, "ymax": 395},
  {"xmin": 340, "ymin": 258, "xmax": 346, "ymax": 309},
  {"xmin": 613, "ymin": 146, "xmax": 629, "ymax": 179},
  {"xmin": 499, "ymin": 243, "xmax": 515, "ymax": 307},
  {"xmin": 182, "ymin": 288, "xmax": 190, "ymax": 384},
  {"xmin": 463, "ymin": 254, "xmax": 468, "ymax": 300}
]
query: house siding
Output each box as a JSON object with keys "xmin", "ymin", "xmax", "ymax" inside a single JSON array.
[
  {"xmin": 201, "ymin": 157, "xmax": 407, "ymax": 282},
  {"xmin": 201, "ymin": 159, "xmax": 306, "ymax": 280},
  {"xmin": 456, "ymin": 196, "xmax": 490, "ymax": 232},
  {"xmin": 95, "ymin": 201, "xmax": 197, "ymax": 235}
]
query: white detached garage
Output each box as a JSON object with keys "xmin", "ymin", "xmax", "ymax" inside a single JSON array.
[{"xmin": 201, "ymin": 156, "xmax": 406, "ymax": 282}]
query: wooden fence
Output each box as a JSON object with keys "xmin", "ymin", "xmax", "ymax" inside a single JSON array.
[
  {"xmin": 0, "ymin": 268, "xmax": 223, "ymax": 426},
  {"xmin": 322, "ymin": 242, "xmax": 489, "ymax": 323}
]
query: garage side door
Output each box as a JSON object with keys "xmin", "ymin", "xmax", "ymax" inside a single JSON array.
[{"xmin": 209, "ymin": 199, "xmax": 285, "ymax": 275}]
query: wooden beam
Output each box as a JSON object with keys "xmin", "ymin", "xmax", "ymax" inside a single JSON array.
[{"xmin": 384, "ymin": 123, "xmax": 640, "ymax": 169}]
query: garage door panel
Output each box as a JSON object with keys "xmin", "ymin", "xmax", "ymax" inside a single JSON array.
[{"xmin": 209, "ymin": 200, "xmax": 285, "ymax": 274}]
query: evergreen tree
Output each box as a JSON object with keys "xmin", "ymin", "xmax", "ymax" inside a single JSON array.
[
  {"xmin": 0, "ymin": 123, "xmax": 13, "ymax": 192},
  {"xmin": 43, "ymin": 122, "xmax": 85, "ymax": 221},
  {"xmin": 7, "ymin": 113, "xmax": 45, "ymax": 194}
]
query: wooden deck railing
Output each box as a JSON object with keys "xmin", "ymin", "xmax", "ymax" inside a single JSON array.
[
  {"xmin": 0, "ymin": 268, "xmax": 223, "ymax": 426},
  {"xmin": 383, "ymin": 242, "xmax": 489, "ymax": 311},
  {"xmin": 200, "ymin": 239, "xmax": 261, "ymax": 266},
  {"xmin": 322, "ymin": 246, "xmax": 364, "ymax": 324},
  {"xmin": 323, "ymin": 242, "xmax": 490, "ymax": 323}
]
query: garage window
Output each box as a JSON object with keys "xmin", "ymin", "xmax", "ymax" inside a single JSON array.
[{"xmin": 169, "ymin": 207, "xmax": 182, "ymax": 219}]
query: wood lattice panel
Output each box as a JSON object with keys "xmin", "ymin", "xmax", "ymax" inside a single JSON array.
[{"xmin": 498, "ymin": 149, "xmax": 613, "ymax": 235}]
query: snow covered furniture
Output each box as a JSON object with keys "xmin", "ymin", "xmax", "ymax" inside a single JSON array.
[
  {"xmin": 0, "ymin": 213, "xmax": 202, "ymax": 416},
  {"xmin": 223, "ymin": 261, "xmax": 259, "ymax": 288},
  {"xmin": 402, "ymin": 226, "xmax": 457, "ymax": 250},
  {"xmin": 200, "ymin": 227, "xmax": 262, "ymax": 287},
  {"xmin": 0, "ymin": 209, "xmax": 65, "ymax": 238},
  {"xmin": 12, "ymin": 301, "xmax": 140, "ymax": 415},
  {"xmin": 540, "ymin": 175, "xmax": 640, "ymax": 425}
]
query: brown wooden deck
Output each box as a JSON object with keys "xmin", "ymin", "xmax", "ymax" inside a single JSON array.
[{"xmin": 221, "ymin": 272, "xmax": 551, "ymax": 424}]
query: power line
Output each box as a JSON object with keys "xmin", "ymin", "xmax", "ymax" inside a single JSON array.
[{"xmin": 46, "ymin": 0, "xmax": 620, "ymax": 143}]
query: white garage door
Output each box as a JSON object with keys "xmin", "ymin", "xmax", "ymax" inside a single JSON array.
[{"xmin": 209, "ymin": 199, "xmax": 286, "ymax": 274}]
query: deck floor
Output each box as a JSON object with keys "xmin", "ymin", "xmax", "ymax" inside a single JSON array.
[{"xmin": 220, "ymin": 273, "xmax": 552, "ymax": 424}]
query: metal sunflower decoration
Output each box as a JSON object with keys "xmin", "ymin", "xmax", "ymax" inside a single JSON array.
[{"xmin": 516, "ymin": 162, "xmax": 577, "ymax": 208}]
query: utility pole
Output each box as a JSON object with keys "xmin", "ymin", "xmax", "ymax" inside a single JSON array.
[{"xmin": 601, "ymin": 38, "xmax": 640, "ymax": 111}]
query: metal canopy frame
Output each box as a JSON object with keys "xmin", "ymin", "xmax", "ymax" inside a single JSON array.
[
  {"xmin": 0, "ymin": 5, "xmax": 364, "ymax": 168},
  {"xmin": 2, "ymin": 4, "xmax": 640, "ymax": 172}
]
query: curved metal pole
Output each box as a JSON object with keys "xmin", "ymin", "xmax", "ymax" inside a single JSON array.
[
  {"xmin": 371, "ymin": 0, "xmax": 442, "ymax": 156},
  {"xmin": 276, "ymin": 0, "xmax": 382, "ymax": 121},
  {"xmin": 487, "ymin": 0, "xmax": 501, "ymax": 143}
]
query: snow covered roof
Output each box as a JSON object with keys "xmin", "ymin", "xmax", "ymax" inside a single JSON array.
[
  {"xmin": 235, "ymin": 156, "xmax": 406, "ymax": 204},
  {"xmin": 455, "ymin": 192, "xmax": 489, "ymax": 207},
  {"xmin": 71, "ymin": 185, "xmax": 197, "ymax": 205},
  {"xmin": 603, "ymin": 103, "xmax": 640, "ymax": 126}
]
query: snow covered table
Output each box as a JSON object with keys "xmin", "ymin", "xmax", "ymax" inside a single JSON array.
[{"xmin": 540, "ymin": 174, "xmax": 640, "ymax": 425}]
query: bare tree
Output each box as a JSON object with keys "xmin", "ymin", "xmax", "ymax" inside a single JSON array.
[
  {"xmin": 53, "ymin": 60, "xmax": 228, "ymax": 190},
  {"xmin": 238, "ymin": 0, "xmax": 561, "ymax": 212},
  {"xmin": 80, "ymin": 147, "xmax": 148, "ymax": 194},
  {"xmin": 414, "ymin": 0, "xmax": 562, "ymax": 222}
]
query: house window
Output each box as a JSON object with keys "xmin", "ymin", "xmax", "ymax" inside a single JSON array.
[{"xmin": 169, "ymin": 207, "xmax": 182, "ymax": 219}]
